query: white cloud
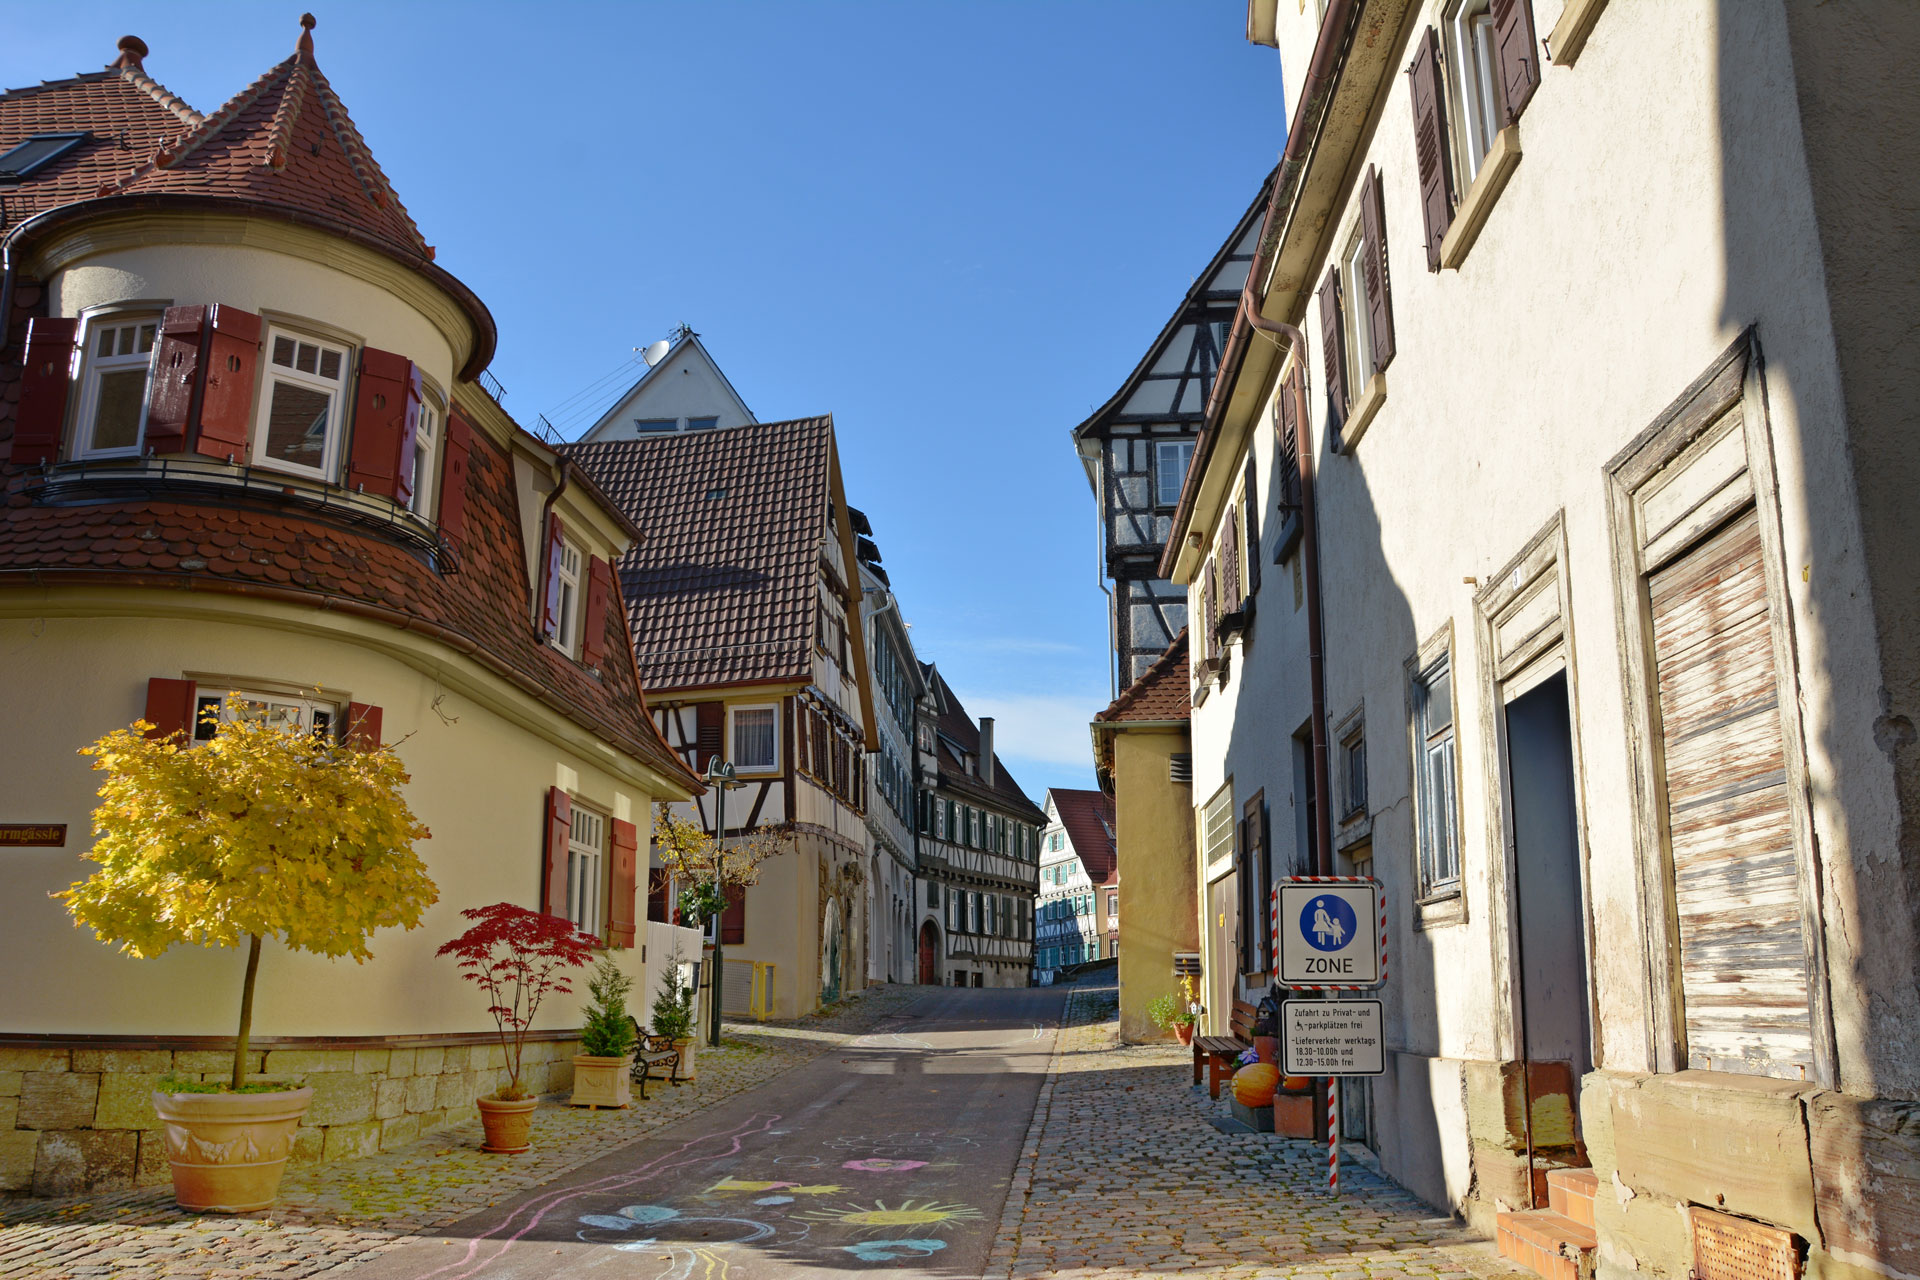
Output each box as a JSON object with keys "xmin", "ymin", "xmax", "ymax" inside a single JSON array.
[{"xmin": 967, "ymin": 692, "xmax": 1104, "ymax": 769}]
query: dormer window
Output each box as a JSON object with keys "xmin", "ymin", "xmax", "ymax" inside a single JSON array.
[
  {"xmin": 549, "ymin": 536, "xmax": 583, "ymax": 656},
  {"xmin": 74, "ymin": 316, "xmax": 157, "ymax": 459},
  {"xmin": 256, "ymin": 328, "xmax": 350, "ymax": 480},
  {"xmin": 0, "ymin": 132, "xmax": 86, "ymax": 180}
]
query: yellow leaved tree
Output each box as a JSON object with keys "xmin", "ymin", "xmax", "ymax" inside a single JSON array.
[{"xmin": 57, "ymin": 697, "xmax": 438, "ymax": 1090}]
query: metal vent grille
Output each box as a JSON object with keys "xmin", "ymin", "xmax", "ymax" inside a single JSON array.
[
  {"xmin": 1688, "ymin": 1206, "xmax": 1800, "ymax": 1280},
  {"xmin": 1169, "ymin": 753, "xmax": 1194, "ymax": 783}
]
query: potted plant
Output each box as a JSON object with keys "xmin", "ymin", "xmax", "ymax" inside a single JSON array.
[
  {"xmin": 438, "ymin": 903, "xmax": 593, "ymax": 1152},
  {"xmin": 1148, "ymin": 975, "xmax": 1202, "ymax": 1045},
  {"xmin": 650, "ymin": 944, "xmax": 697, "ymax": 1080},
  {"xmin": 58, "ymin": 696, "xmax": 436, "ymax": 1212},
  {"xmin": 570, "ymin": 956, "xmax": 637, "ymax": 1108}
]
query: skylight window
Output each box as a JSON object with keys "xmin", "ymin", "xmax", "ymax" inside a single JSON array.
[{"xmin": 0, "ymin": 133, "xmax": 87, "ymax": 180}]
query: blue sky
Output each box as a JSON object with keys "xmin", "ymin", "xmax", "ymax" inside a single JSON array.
[{"xmin": 6, "ymin": 4, "xmax": 1283, "ymax": 799}]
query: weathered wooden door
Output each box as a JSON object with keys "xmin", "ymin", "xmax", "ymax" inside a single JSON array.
[
  {"xmin": 918, "ymin": 922, "xmax": 937, "ymax": 984},
  {"xmin": 1649, "ymin": 508, "xmax": 1812, "ymax": 1077}
]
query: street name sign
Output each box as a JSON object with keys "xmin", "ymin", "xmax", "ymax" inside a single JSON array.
[
  {"xmin": 1282, "ymin": 1000, "xmax": 1385, "ymax": 1076},
  {"xmin": 1276, "ymin": 878, "xmax": 1382, "ymax": 988}
]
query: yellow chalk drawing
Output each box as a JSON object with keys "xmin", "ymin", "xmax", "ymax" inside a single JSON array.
[
  {"xmin": 707, "ymin": 1178, "xmax": 844, "ymax": 1195},
  {"xmin": 794, "ymin": 1198, "xmax": 983, "ymax": 1235}
]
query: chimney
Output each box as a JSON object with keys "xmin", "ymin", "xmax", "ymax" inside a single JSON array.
[
  {"xmin": 978, "ymin": 717, "xmax": 995, "ymax": 786},
  {"xmin": 111, "ymin": 35, "xmax": 148, "ymax": 72}
]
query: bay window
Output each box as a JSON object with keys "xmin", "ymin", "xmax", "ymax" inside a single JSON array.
[
  {"xmin": 74, "ymin": 316, "xmax": 157, "ymax": 458},
  {"xmin": 256, "ymin": 328, "xmax": 350, "ymax": 479}
]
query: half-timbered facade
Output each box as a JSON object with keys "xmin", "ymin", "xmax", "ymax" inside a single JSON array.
[
  {"xmin": 1033, "ymin": 788, "xmax": 1118, "ymax": 981},
  {"xmin": 859, "ymin": 550, "xmax": 925, "ymax": 986},
  {"xmin": 569, "ymin": 416, "xmax": 879, "ymax": 1018},
  {"xmin": 1072, "ymin": 175, "xmax": 1269, "ymax": 689},
  {"xmin": 912, "ymin": 670, "xmax": 1043, "ymax": 988}
]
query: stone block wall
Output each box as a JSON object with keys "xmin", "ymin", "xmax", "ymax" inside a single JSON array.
[{"xmin": 0, "ymin": 1038, "xmax": 578, "ymax": 1199}]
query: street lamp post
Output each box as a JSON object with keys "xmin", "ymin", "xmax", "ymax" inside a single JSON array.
[{"xmin": 704, "ymin": 757, "xmax": 739, "ymax": 1048}]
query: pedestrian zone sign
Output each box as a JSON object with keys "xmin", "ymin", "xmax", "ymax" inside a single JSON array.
[
  {"xmin": 1276, "ymin": 878, "xmax": 1382, "ymax": 988},
  {"xmin": 1282, "ymin": 1000, "xmax": 1385, "ymax": 1077}
]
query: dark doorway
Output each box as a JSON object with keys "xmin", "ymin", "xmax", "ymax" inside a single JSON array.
[
  {"xmin": 918, "ymin": 922, "xmax": 938, "ymax": 985},
  {"xmin": 1504, "ymin": 671, "xmax": 1592, "ymax": 1193}
]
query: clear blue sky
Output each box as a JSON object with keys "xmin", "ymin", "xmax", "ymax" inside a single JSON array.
[{"xmin": 6, "ymin": 4, "xmax": 1284, "ymax": 800}]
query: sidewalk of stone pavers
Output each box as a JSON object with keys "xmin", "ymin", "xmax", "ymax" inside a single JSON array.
[
  {"xmin": 988, "ymin": 977, "xmax": 1531, "ymax": 1280},
  {"xmin": 0, "ymin": 986, "xmax": 917, "ymax": 1280}
]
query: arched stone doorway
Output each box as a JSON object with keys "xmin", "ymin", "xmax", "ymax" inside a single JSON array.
[
  {"xmin": 918, "ymin": 921, "xmax": 939, "ymax": 985},
  {"xmin": 821, "ymin": 898, "xmax": 843, "ymax": 1005}
]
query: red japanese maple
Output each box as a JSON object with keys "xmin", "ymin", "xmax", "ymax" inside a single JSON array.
[{"xmin": 437, "ymin": 903, "xmax": 594, "ymax": 1100}]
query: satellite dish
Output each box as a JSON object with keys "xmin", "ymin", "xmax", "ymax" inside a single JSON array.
[{"xmin": 642, "ymin": 339, "xmax": 671, "ymax": 368}]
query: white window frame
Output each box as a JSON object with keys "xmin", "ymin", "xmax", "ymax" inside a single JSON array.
[
  {"xmin": 1412, "ymin": 651, "xmax": 1462, "ymax": 895},
  {"xmin": 192, "ymin": 687, "xmax": 338, "ymax": 742},
  {"xmin": 72, "ymin": 314, "xmax": 158, "ymax": 459},
  {"xmin": 254, "ymin": 326, "xmax": 353, "ymax": 482},
  {"xmin": 1155, "ymin": 439, "xmax": 1195, "ymax": 508},
  {"xmin": 730, "ymin": 703, "xmax": 779, "ymax": 773},
  {"xmin": 1338, "ymin": 223, "xmax": 1374, "ymax": 398},
  {"xmin": 549, "ymin": 537, "xmax": 584, "ymax": 657},
  {"xmin": 567, "ymin": 804, "xmax": 607, "ymax": 939},
  {"xmin": 1443, "ymin": 0, "xmax": 1502, "ymax": 188},
  {"xmin": 409, "ymin": 394, "xmax": 441, "ymax": 517}
]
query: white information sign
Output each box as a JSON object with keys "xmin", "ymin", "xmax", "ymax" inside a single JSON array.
[
  {"xmin": 1277, "ymin": 879, "xmax": 1381, "ymax": 987},
  {"xmin": 1282, "ymin": 1000, "xmax": 1385, "ymax": 1076}
]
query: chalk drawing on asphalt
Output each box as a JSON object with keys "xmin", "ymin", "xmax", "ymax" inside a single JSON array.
[
  {"xmin": 793, "ymin": 1199, "xmax": 984, "ymax": 1235},
  {"xmin": 842, "ymin": 1158, "xmax": 928, "ymax": 1172},
  {"xmin": 840, "ymin": 1238, "xmax": 949, "ymax": 1262}
]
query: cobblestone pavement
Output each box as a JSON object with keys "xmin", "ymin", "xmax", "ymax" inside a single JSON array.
[
  {"xmin": 986, "ymin": 979, "xmax": 1529, "ymax": 1280},
  {"xmin": 0, "ymin": 987, "xmax": 917, "ymax": 1280}
]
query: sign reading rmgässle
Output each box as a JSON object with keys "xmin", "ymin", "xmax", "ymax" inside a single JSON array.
[
  {"xmin": 1281, "ymin": 999, "xmax": 1384, "ymax": 1076},
  {"xmin": 0, "ymin": 824, "xmax": 65, "ymax": 847}
]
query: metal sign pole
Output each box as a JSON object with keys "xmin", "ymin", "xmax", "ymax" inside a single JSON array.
[{"xmin": 1329, "ymin": 1074, "xmax": 1339, "ymax": 1196}]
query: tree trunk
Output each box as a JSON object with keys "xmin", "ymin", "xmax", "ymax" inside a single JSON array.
[{"xmin": 233, "ymin": 933, "xmax": 262, "ymax": 1091}]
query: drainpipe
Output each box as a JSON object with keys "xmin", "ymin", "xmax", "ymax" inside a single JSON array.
[{"xmin": 1, "ymin": 230, "xmax": 20, "ymax": 365}]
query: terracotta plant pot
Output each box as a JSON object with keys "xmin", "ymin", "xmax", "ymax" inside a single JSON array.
[
  {"xmin": 476, "ymin": 1094, "xmax": 538, "ymax": 1153},
  {"xmin": 672, "ymin": 1037, "xmax": 695, "ymax": 1082},
  {"xmin": 1174, "ymin": 1023, "xmax": 1195, "ymax": 1046},
  {"xmin": 151, "ymin": 1085, "xmax": 313, "ymax": 1213},
  {"xmin": 1253, "ymin": 1035, "xmax": 1279, "ymax": 1064},
  {"xmin": 569, "ymin": 1054, "xmax": 632, "ymax": 1109}
]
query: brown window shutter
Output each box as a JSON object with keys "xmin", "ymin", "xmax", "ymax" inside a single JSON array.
[
  {"xmin": 346, "ymin": 348, "xmax": 421, "ymax": 502},
  {"xmin": 647, "ymin": 867, "xmax": 672, "ymax": 924},
  {"xmin": 608, "ymin": 817, "xmax": 639, "ymax": 948},
  {"xmin": 539, "ymin": 514, "xmax": 565, "ymax": 638},
  {"xmin": 344, "ymin": 702, "xmax": 383, "ymax": 749},
  {"xmin": 192, "ymin": 305, "xmax": 261, "ymax": 460},
  {"xmin": 1223, "ymin": 509, "xmax": 1241, "ymax": 605},
  {"xmin": 694, "ymin": 701, "xmax": 724, "ymax": 773},
  {"xmin": 543, "ymin": 786, "xmax": 572, "ymax": 919},
  {"xmin": 1276, "ymin": 367, "xmax": 1301, "ymax": 515},
  {"xmin": 143, "ymin": 676, "xmax": 196, "ymax": 743},
  {"xmin": 581, "ymin": 556, "xmax": 614, "ymax": 668},
  {"xmin": 1318, "ymin": 267, "xmax": 1349, "ymax": 434},
  {"xmin": 1491, "ymin": 0, "xmax": 1540, "ymax": 125},
  {"xmin": 437, "ymin": 411, "xmax": 475, "ymax": 541},
  {"xmin": 1360, "ymin": 166, "xmax": 1396, "ymax": 372},
  {"xmin": 14, "ymin": 316, "xmax": 78, "ymax": 465},
  {"xmin": 1243, "ymin": 455, "xmax": 1262, "ymax": 592},
  {"xmin": 720, "ymin": 883, "xmax": 746, "ymax": 946},
  {"xmin": 1408, "ymin": 27, "xmax": 1456, "ymax": 272},
  {"xmin": 143, "ymin": 306, "xmax": 207, "ymax": 457},
  {"xmin": 1203, "ymin": 565, "xmax": 1219, "ymax": 661}
]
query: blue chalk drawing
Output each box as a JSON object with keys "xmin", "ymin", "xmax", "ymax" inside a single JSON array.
[
  {"xmin": 841, "ymin": 1238, "xmax": 949, "ymax": 1262},
  {"xmin": 755, "ymin": 1195, "xmax": 795, "ymax": 1205}
]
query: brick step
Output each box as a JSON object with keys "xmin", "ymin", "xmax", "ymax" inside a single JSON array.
[
  {"xmin": 1546, "ymin": 1166, "xmax": 1599, "ymax": 1228},
  {"xmin": 1496, "ymin": 1208, "xmax": 1596, "ymax": 1280}
]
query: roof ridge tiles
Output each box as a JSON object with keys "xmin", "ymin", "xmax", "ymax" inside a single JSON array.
[{"xmin": 117, "ymin": 63, "xmax": 202, "ymax": 129}]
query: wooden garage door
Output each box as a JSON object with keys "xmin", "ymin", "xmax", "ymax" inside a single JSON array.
[{"xmin": 1649, "ymin": 508, "xmax": 1812, "ymax": 1077}]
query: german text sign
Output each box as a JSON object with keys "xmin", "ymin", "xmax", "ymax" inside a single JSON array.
[
  {"xmin": 0, "ymin": 824, "xmax": 65, "ymax": 847},
  {"xmin": 1277, "ymin": 879, "xmax": 1381, "ymax": 987},
  {"xmin": 1282, "ymin": 1000, "xmax": 1384, "ymax": 1076}
]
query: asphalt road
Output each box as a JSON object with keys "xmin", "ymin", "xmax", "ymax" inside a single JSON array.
[{"xmin": 352, "ymin": 983, "xmax": 1065, "ymax": 1280}]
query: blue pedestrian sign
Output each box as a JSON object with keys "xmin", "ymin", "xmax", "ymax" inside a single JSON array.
[{"xmin": 1276, "ymin": 879, "xmax": 1382, "ymax": 988}]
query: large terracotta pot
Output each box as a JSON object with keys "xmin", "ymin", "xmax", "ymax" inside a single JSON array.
[
  {"xmin": 151, "ymin": 1085, "xmax": 313, "ymax": 1213},
  {"xmin": 672, "ymin": 1037, "xmax": 696, "ymax": 1082},
  {"xmin": 1174, "ymin": 1024, "xmax": 1195, "ymax": 1046},
  {"xmin": 476, "ymin": 1095, "xmax": 538, "ymax": 1153},
  {"xmin": 569, "ymin": 1055, "xmax": 632, "ymax": 1109},
  {"xmin": 1253, "ymin": 1035, "xmax": 1279, "ymax": 1064}
]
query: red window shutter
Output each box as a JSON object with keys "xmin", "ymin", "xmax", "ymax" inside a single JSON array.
[
  {"xmin": 1408, "ymin": 27, "xmax": 1456, "ymax": 272},
  {"xmin": 694, "ymin": 701, "xmax": 724, "ymax": 773},
  {"xmin": 1360, "ymin": 166, "xmax": 1396, "ymax": 372},
  {"xmin": 346, "ymin": 348, "xmax": 420, "ymax": 502},
  {"xmin": 581, "ymin": 556, "xmax": 614, "ymax": 668},
  {"xmin": 1243, "ymin": 455, "xmax": 1262, "ymax": 593},
  {"xmin": 143, "ymin": 676, "xmax": 196, "ymax": 743},
  {"xmin": 608, "ymin": 818, "xmax": 639, "ymax": 947},
  {"xmin": 14, "ymin": 317, "xmax": 78, "ymax": 465},
  {"xmin": 647, "ymin": 868, "xmax": 672, "ymax": 924},
  {"xmin": 539, "ymin": 514, "xmax": 565, "ymax": 638},
  {"xmin": 1491, "ymin": 0, "xmax": 1540, "ymax": 125},
  {"xmin": 192, "ymin": 305, "xmax": 261, "ymax": 460},
  {"xmin": 1318, "ymin": 267, "xmax": 1349, "ymax": 433},
  {"xmin": 144, "ymin": 305, "xmax": 208, "ymax": 457},
  {"xmin": 344, "ymin": 702, "xmax": 383, "ymax": 749},
  {"xmin": 437, "ymin": 411, "xmax": 475, "ymax": 541},
  {"xmin": 720, "ymin": 883, "xmax": 746, "ymax": 946},
  {"xmin": 543, "ymin": 786, "xmax": 572, "ymax": 919}
]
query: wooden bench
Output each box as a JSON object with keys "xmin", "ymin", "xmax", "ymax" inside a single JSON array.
[
  {"xmin": 627, "ymin": 1017, "xmax": 685, "ymax": 1100},
  {"xmin": 1192, "ymin": 999, "xmax": 1259, "ymax": 1099}
]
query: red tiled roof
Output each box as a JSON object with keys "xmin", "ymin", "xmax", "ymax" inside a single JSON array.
[
  {"xmin": 0, "ymin": 415, "xmax": 699, "ymax": 794},
  {"xmin": 1051, "ymin": 787, "xmax": 1117, "ymax": 886},
  {"xmin": 927, "ymin": 667, "xmax": 1046, "ymax": 822},
  {"xmin": 0, "ymin": 43, "xmax": 201, "ymax": 226},
  {"xmin": 1096, "ymin": 630, "xmax": 1191, "ymax": 723},
  {"xmin": 101, "ymin": 18, "xmax": 428, "ymax": 261},
  {"xmin": 564, "ymin": 418, "xmax": 834, "ymax": 694}
]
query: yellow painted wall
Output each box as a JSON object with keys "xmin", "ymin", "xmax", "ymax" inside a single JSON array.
[{"xmin": 1111, "ymin": 728, "xmax": 1198, "ymax": 1042}]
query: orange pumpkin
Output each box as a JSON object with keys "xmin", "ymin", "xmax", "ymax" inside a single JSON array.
[{"xmin": 1232, "ymin": 1062, "xmax": 1280, "ymax": 1108}]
